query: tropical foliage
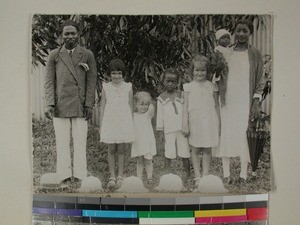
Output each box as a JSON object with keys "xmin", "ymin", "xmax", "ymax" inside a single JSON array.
[{"xmin": 32, "ymin": 14, "xmax": 270, "ymax": 98}]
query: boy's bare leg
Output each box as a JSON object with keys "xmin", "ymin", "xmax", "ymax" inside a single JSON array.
[
  {"xmin": 182, "ymin": 157, "xmax": 190, "ymax": 178},
  {"xmin": 164, "ymin": 158, "xmax": 171, "ymax": 174}
]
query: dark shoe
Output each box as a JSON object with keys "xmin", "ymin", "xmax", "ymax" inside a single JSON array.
[
  {"xmin": 147, "ymin": 178, "xmax": 154, "ymax": 190},
  {"xmin": 223, "ymin": 177, "xmax": 233, "ymax": 185},
  {"xmin": 107, "ymin": 177, "xmax": 116, "ymax": 190},
  {"xmin": 235, "ymin": 177, "xmax": 247, "ymax": 186},
  {"xmin": 61, "ymin": 177, "xmax": 72, "ymax": 184}
]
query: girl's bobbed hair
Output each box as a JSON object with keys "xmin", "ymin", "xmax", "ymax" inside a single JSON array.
[
  {"xmin": 134, "ymin": 91, "xmax": 152, "ymax": 112},
  {"xmin": 189, "ymin": 54, "xmax": 211, "ymax": 75},
  {"xmin": 106, "ymin": 58, "xmax": 127, "ymax": 77},
  {"xmin": 235, "ymin": 18, "xmax": 254, "ymax": 35}
]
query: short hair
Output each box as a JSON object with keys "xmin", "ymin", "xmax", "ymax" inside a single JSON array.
[
  {"xmin": 61, "ymin": 20, "xmax": 80, "ymax": 33},
  {"xmin": 133, "ymin": 91, "xmax": 152, "ymax": 112},
  {"xmin": 106, "ymin": 59, "xmax": 127, "ymax": 77},
  {"xmin": 162, "ymin": 68, "xmax": 181, "ymax": 82},
  {"xmin": 235, "ymin": 18, "xmax": 254, "ymax": 35},
  {"xmin": 189, "ymin": 54, "xmax": 211, "ymax": 74}
]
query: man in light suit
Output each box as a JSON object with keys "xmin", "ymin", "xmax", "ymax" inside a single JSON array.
[{"xmin": 44, "ymin": 20, "xmax": 97, "ymax": 183}]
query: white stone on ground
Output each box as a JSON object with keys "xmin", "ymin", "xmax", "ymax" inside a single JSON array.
[
  {"xmin": 78, "ymin": 176, "xmax": 103, "ymax": 193},
  {"xmin": 156, "ymin": 173, "xmax": 183, "ymax": 192},
  {"xmin": 194, "ymin": 175, "xmax": 228, "ymax": 193},
  {"xmin": 117, "ymin": 176, "xmax": 149, "ymax": 193}
]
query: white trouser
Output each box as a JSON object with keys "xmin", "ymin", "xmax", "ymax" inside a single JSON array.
[{"xmin": 53, "ymin": 117, "xmax": 88, "ymax": 181}]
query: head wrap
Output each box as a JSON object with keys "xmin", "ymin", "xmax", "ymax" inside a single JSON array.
[{"xmin": 215, "ymin": 29, "xmax": 231, "ymax": 41}]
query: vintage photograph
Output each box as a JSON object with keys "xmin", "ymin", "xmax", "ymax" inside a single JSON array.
[{"xmin": 31, "ymin": 14, "xmax": 273, "ymax": 194}]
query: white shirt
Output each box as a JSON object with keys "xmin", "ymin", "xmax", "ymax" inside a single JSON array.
[{"xmin": 156, "ymin": 92, "xmax": 184, "ymax": 134}]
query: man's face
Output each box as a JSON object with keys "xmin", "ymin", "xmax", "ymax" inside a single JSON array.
[{"xmin": 62, "ymin": 25, "xmax": 79, "ymax": 49}]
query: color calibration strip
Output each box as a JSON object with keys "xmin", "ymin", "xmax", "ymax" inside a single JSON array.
[{"xmin": 32, "ymin": 194, "xmax": 268, "ymax": 224}]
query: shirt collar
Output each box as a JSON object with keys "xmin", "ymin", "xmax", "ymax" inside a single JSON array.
[{"xmin": 157, "ymin": 91, "xmax": 183, "ymax": 105}]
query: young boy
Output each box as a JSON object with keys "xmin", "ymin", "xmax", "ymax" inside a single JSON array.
[{"xmin": 156, "ymin": 68, "xmax": 190, "ymax": 183}]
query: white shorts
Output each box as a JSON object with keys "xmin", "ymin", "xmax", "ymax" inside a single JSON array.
[{"xmin": 164, "ymin": 131, "xmax": 190, "ymax": 159}]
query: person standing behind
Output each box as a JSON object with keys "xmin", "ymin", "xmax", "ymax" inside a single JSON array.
[
  {"xmin": 156, "ymin": 68, "xmax": 191, "ymax": 184},
  {"xmin": 44, "ymin": 20, "xmax": 97, "ymax": 184}
]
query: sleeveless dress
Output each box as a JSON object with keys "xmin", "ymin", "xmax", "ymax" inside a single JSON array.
[
  {"xmin": 131, "ymin": 106, "xmax": 157, "ymax": 160},
  {"xmin": 183, "ymin": 80, "xmax": 219, "ymax": 148},
  {"xmin": 100, "ymin": 82, "xmax": 135, "ymax": 144},
  {"xmin": 215, "ymin": 50, "xmax": 251, "ymax": 162}
]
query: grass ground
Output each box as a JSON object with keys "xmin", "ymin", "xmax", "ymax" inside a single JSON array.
[{"xmin": 32, "ymin": 118, "xmax": 272, "ymax": 194}]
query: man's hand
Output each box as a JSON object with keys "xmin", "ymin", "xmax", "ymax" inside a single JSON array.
[
  {"xmin": 45, "ymin": 106, "xmax": 54, "ymax": 120},
  {"xmin": 84, "ymin": 107, "xmax": 93, "ymax": 121},
  {"xmin": 250, "ymin": 98, "xmax": 261, "ymax": 121}
]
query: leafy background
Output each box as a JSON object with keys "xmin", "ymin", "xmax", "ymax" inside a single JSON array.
[
  {"xmin": 32, "ymin": 14, "xmax": 272, "ymax": 193},
  {"xmin": 32, "ymin": 14, "xmax": 271, "ymax": 99}
]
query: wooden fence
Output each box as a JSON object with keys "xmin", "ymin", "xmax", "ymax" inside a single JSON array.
[{"xmin": 31, "ymin": 16, "xmax": 272, "ymax": 124}]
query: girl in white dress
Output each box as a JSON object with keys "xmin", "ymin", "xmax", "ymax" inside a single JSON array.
[
  {"xmin": 131, "ymin": 92, "xmax": 156, "ymax": 187},
  {"xmin": 182, "ymin": 54, "xmax": 221, "ymax": 187},
  {"xmin": 99, "ymin": 59, "xmax": 135, "ymax": 189}
]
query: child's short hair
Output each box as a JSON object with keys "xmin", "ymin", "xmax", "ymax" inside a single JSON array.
[
  {"xmin": 133, "ymin": 91, "xmax": 152, "ymax": 112},
  {"xmin": 235, "ymin": 18, "xmax": 254, "ymax": 35},
  {"xmin": 189, "ymin": 54, "xmax": 211, "ymax": 74},
  {"xmin": 162, "ymin": 68, "xmax": 181, "ymax": 82},
  {"xmin": 107, "ymin": 59, "xmax": 127, "ymax": 77}
]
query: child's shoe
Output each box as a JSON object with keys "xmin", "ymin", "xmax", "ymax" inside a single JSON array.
[
  {"xmin": 116, "ymin": 176, "xmax": 124, "ymax": 188},
  {"xmin": 107, "ymin": 177, "xmax": 116, "ymax": 189}
]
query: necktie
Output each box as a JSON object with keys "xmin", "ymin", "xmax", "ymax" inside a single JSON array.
[{"xmin": 69, "ymin": 50, "xmax": 72, "ymax": 58}]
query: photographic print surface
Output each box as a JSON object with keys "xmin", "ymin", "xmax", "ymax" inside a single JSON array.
[{"xmin": 32, "ymin": 14, "xmax": 273, "ymax": 195}]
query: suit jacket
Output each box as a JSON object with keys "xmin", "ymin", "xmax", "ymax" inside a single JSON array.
[{"xmin": 45, "ymin": 45, "xmax": 97, "ymax": 118}]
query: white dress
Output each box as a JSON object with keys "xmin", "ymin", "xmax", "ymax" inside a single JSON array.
[
  {"xmin": 131, "ymin": 107, "xmax": 157, "ymax": 160},
  {"xmin": 100, "ymin": 82, "xmax": 135, "ymax": 144},
  {"xmin": 215, "ymin": 50, "xmax": 251, "ymax": 162},
  {"xmin": 183, "ymin": 80, "xmax": 219, "ymax": 148}
]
